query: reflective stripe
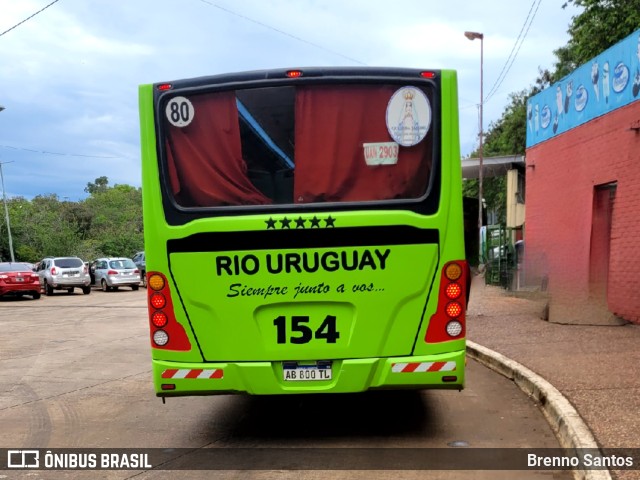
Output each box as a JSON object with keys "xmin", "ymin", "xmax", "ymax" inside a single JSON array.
[
  {"xmin": 392, "ymin": 362, "xmax": 457, "ymax": 373},
  {"xmin": 161, "ymin": 368, "xmax": 224, "ymax": 379}
]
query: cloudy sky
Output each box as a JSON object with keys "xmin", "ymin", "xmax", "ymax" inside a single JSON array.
[{"xmin": 0, "ymin": 0, "xmax": 579, "ymax": 200}]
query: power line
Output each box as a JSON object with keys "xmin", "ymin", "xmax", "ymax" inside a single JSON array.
[
  {"xmin": 484, "ymin": 0, "xmax": 542, "ymax": 103},
  {"xmin": 0, "ymin": 144, "xmax": 119, "ymax": 159},
  {"xmin": 197, "ymin": 0, "xmax": 366, "ymax": 65},
  {"xmin": 0, "ymin": 0, "xmax": 62, "ymax": 38}
]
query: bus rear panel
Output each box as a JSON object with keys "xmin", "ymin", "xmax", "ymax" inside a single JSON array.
[{"xmin": 138, "ymin": 67, "xmax": 467, "ymax": 397}]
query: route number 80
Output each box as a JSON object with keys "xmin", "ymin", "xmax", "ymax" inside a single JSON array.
[{"xmin": 166, "ymin": 96, "xmax": 194, "ymax": 128}]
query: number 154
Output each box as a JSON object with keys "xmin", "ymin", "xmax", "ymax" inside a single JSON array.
[{"xmin": 273, "ymin": 315, "xmax": 339, "ymax": 344}]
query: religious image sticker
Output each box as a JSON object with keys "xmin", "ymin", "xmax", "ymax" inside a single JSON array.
[{"xmin": 386, "ymin": 87, "xmax": 431, "ymax": 147}]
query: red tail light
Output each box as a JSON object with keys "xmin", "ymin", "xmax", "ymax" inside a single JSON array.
[
  {"xmin": 425, "ymin": 260, "xmax": 468, "ymax": 343},
  {"xmin": 107, "ymin": 270, "xmax": 118, "ymax": 276},
  {"xmin": 146, "ymin": 271, "xmax": 191, "ymax": 351},
  {"xmin": 51, "ymin": 267, "xmax": 57, "ymax": 275},
  {"xmin": 150, "ymin": 292, "xmax": 166, "ymax": 309}
]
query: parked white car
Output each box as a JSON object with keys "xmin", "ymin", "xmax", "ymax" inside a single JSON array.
[{"xmin": 90, "ymin": 257, "xmax": 141, "ymax": 292}]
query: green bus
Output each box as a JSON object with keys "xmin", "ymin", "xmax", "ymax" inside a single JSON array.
[{"xmin": 138, "ymin": 67, "xmax": 468, "ymax": 398}]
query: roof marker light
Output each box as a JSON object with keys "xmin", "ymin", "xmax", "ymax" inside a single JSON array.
[
  {"xmin": 420, "ymin": 71, "xmax": 436, "ymax": 78},
  {"xmin": 286, "ymin": 70, "xmax": 303, "ymax": 78}
]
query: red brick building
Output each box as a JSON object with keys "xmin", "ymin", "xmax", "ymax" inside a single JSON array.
[{"xmin": 525, "ymin": 31, "xmax": 640, "ymax": 324}]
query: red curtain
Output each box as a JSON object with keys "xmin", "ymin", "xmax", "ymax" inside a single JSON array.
[
  {"xmin": 165, "ymin": 91, "xmax": 270, "ymax": 207},
  {"xmin": 293, "ymin": 85, "xmax": 432, "ymax": 203}
]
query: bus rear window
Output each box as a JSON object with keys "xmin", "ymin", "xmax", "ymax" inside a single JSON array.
[{"xmin": 161, "ymin": 83, "xmax": 435, "ymax": 208}]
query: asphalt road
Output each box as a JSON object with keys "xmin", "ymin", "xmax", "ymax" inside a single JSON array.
[{"xmin": 0, "ymin": 288, "xmax": 571, "ymax": 479}]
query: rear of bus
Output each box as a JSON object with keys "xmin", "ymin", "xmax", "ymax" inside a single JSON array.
[{"xmin": 138, "ymin": 67, "xmax": 468, "ymax": 398}]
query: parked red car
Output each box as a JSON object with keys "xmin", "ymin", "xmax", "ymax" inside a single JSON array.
[{"xmin": 0, "ymin": 262, "xmax": 41, "ymax": 300}]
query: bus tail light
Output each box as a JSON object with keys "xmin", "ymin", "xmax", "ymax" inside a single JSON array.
[
  {"xmin": 425, "ymin": 261, "xmax": 469, "ymax": 343},
  {"xmin": 146, "ymin": 271, "xmax": 191, "ymax": 351}
]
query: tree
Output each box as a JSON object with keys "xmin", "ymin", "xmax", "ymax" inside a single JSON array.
[
  {"xmin": 84, "ymin": 176, "xmax": 109, "ymax": 195},
  {"xmin": 1, "ymin": 178, "xmax": 143, "ymax": 263},
  {"xmin": 553, "ymin": 0, "xmax": 640, "ymax": 82},
  {"xmin": 83, "ymin": 183, "xmax": 143, "ymax": 258}
]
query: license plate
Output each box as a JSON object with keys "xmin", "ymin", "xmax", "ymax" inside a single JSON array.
[{"xmin": 283, "ymin": 361, "xmax": 332, "ymax": 381}]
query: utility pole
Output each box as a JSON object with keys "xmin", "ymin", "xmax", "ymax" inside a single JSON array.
[
  {"xmin": 0, "ymin": 160, "xmax": 16, "ymax": 262},
  {"xmin": 0, "ymin": 104, "xmax": 16, "ymax": 262},
  {"xmin": 464, "ymin": 31, "xmax": 485, "ymax": 260}
]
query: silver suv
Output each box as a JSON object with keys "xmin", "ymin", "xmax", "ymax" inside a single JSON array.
[
  {"xmin": 90, "ymin": 257, "xmax": 141, "ymax": 291},
  {"xmin": 37, "ymin": 257, "xmax": 91, "ymax": 295}
]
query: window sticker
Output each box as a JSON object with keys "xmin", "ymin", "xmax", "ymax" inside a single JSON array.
[
  {"xmin": 166, "ymin": 96, "xmax": 195, "ymax": 127},
  {"xmin": 386, "ymin": 87, "xmax": 431, "ymax": 147},
  {"xmin": 363, "ymin": 142, "xmax": 399, "ymax": 165}
]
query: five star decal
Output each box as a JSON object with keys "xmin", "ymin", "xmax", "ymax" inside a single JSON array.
[{"xmin": 265, "ymin": 216, "xmax": 336, "ymax": 229}]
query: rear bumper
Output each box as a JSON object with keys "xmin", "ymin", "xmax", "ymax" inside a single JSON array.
[
  {"xmin": 107, "ymin": 276, "xmax": 141, "ymax": 286},
  {"xmin": 0, "ymin": 283, "xmax": 41, "ymax": 295},
  {"xmin": 49, "ymin": 277, "xmax": 90, "ymax": 288},
  {"xmin": 153, "ymin": 350, "xmax": 465, "ymax": 396}
]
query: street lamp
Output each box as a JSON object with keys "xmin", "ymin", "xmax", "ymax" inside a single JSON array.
[
  {"xmin": 464, "ymin": 31, "xmax": 484, "ymax": 258},
  {"xmin": 0, "ymin": 104, "xmax": 16, "ymax": 263}
]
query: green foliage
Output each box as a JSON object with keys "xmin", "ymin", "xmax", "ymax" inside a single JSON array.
[
  {"xmin": 0, "ymin": 178, "xmax": 143, "ymax": 263},
  {"xmin": 558, "ymin": 0, "xmax": 640, "ymax": 74},
  {"xmin": 484, "ymin": 90, "xmax": 529, "ymax": 157},
  {"xmin": 84, "ymin": 175, "xmax": 109, "ymax": 195}
]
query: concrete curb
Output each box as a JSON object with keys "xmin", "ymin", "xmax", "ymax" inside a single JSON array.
[{"xmin": 467, "ymin": 341, "xmax": 612, "ymax": 480}]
